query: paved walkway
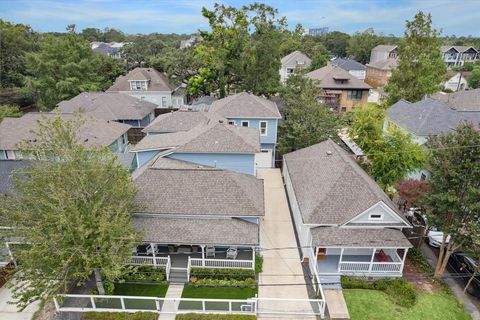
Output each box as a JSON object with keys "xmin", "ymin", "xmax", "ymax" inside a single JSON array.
[
  {"xmin": 421, "ymin": 244, "xmax": 480, "ymax": 320},
  {"xmin": 159, "ymin": 284, "xmax": 184, "ymax": 320},
  {"xmin": 0, "ymin": 284, "xmax": 40, "ymax": 320},
  {"xmin": 257, "ymin": 169, "xmax": 317, "ymax": 319},
  {"xmin": 323, "ymin": 289, "xmax": 349, "ymax": 319}
]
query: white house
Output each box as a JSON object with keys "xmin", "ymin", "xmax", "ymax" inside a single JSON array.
[
  {"xmin": 282, "ymin": 139, "xmax": 412, "ymax": 284},
  {"xmin": 279, "ymin": 51, "xmax": 311, "ymax": 84}
]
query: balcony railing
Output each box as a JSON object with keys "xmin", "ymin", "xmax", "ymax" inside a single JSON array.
[
  {"xmin": 130, "ymin": 256, "xmax": 169, "ymax": 267},
  {"xmin": 190, "ymin": 257, "xmax": 254, "ymax": 269},
  {"xmin": 339, "ymin": 261, "xmax": 402, "ymax": 273}
]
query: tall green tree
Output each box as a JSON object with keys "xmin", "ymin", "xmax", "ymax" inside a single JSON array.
[
  {"xmin": 309, "ymin": 44, "xmax": 330, "ymax": 70},
  {"xmin": 323, "ymin": 31, "xmax": 350, "ymax": 57},
  {"xmin": 0, "ymin": 19, "xmax": 38, "ymax": 88},
  {"xmin": 468, "ymin": 66, "xmax": 480, "ymax": 88},
  {"xmin": 347, "ymin": 29, "xmax": 382, "ymax": 64},
  {"xmin": 350, "ymin": 104, "xmax": 425, "ymax": 189},
  {"xmin": 385, "ymin": 11, "xmax": 446, "ymax": 105},
  {"xmin": 423, "ymin": 123, "xmax": 480, "ymax": 278},
  {"xmin": 24, "ymin": 33, "xmax": 116, "ymax": 110},
  {"xmin": 1, "ymin": 115, "xmax": 139, "ymax": 309},
  {"xmin": 278, "ymin": 74, "xmax": 340, "ymax": 154}
]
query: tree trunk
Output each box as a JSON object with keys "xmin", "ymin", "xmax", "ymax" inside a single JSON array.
[
  {"xmin": 94, "ymin": 268, "xmax": 105, "ymax": 295},
  {"xmin": 434, "ymin": 235, "xmax": 447, "ymax": 278},
  {"xmin": 435, "ymin": 241, "xmax": 453, "ymax": 278},
  {"xmin": 461, "ymin": 274, "xmax": 476, "ymax": 303},
  {"xmin": 416, "ymin": 227, "xmax": 427, "ymax": 250}
]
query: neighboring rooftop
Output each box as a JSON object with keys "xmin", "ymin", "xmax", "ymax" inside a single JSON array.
[
  {"xmin": 57, "ymin": 92, "xmax": 156, "ymax": 121},
  {"xmin": 371, "ymin": 45, "xmax": 397, "ymax": 53},
  {"xmin": 281, "ymin": 51, "xmax": 312, "ymax": 67},
  {"xmin": 311, "ymin": 227, "xmax": 412, "ymax": 248},
  {"xmin": 367, "ymin": 58, "xmax": 398, "ymax": 71},
  {"xmin": 143, "ymin": 111, "xmax": 224, "ymax": 134},
  {"xmin": 331, "ymin": 58, "xmax": 366, "ymax": 71},
  {"xmin": 133, "ymin": 157, "xmax": 264, "ymax": 216},
  {"xmin": 107, "ymin": 68, "xmax": 176, "ymax": 92},
  {"xmin": 133, "ymin": 121, "xmax": 260, "ymax": 154},
  {"xmin": 209, "ymin": 92, "xmax": 281, "ymax": 119},
  {"xmin": 0, "ymin": 113, "xmax": 130, "ymax": 150},
  {"xmin": 432, "ymin": 89, "xmax": 480, "ymax": 112},
  {"xmin": 387, "ymin": 97, "xmax": 480, "ymax": 136},
  {"xmin": 306, "ymin": 65, "xmax": 371, "ymax": 90},
  {"xmin": 283, "ymin": 139, "xmax": 404, "ymax": 225},
  {"xmin": 441, "ymin": 45, "xmax": 479, "ymax": 53}
]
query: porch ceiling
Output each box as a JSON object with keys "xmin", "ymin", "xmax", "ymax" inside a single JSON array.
[
  {"xmin": 134, "ymin": 215, "xmax": 259, "ymax": 246},
  {"xmin": 311, "ymin": 227, "xmax": 412, "ymax": 248}
]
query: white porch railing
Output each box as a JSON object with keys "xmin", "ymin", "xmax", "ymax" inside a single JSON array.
[
  {"xmin": 339, "ymin": 261, "xmax": 402, "ymax": 273},
  {"xmin": 165, "ymin": 257, "xmax": 171, "ymax": 281},
  {"xmin": 130, "ymin": 256, "xmax": 169, "ymax": 268},
  {"xmin": 190, "ymin": 258, "xmax": 254, "ymax": 270}
]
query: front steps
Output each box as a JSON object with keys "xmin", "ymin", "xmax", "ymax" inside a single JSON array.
[{"xmin": 168, "ymin": 268, "xmax": 188, "ymax": 284}]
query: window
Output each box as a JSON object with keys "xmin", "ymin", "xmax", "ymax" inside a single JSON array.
[
  {"xmin": 121, "ymin": 133, "xmax": 127, "ymax": 145},
  {"xmin": 161, "ymin": 97, "xmax": 167, "ymax": 107},
  {"xmin": 369, "ymin": 213, "xmax": 383, "ymax": 220},
  {"xmin": 228, "ymin": 120, "xmax": 236, "ymax": 125},
  {"xmin": 347, "ymin": 90, "xmax": 363, "ymax": 100},
  {"xmin": 241, "ymin": 121, "xmax": 249, "ymax": 127},
  {"xmin": 259, "ymin": 121, "xmax": 268, "ymax": 136},
  {"xmin": 130, "ymin": 81, "xmax": 147, "ymax": 91},
  {"xmin": 172, "ymin": 98, "xmax": 178, "ymax": 106},
  {"xmin": 286, "ymin": 68, "xmax": 294, "ymax": 74}
]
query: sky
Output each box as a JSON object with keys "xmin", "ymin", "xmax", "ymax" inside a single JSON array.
[{"xmin": 1, "ymin": 0, "xmax": 479, "ymax": 36}]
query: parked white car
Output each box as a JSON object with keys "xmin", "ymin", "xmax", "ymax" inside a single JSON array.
[{"xmin": 427, "ymin": 228, "xmax": 451, "ymax": 247}]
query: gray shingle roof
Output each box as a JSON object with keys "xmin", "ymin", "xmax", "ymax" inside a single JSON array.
[
  {"xmin": 432, "ymin": 89, "xmax": 480, "ymax": 112},
  {"xmin": 306, "ymin": 65, "xmax": 371, "ymax": 90},
  {"xmin": 283, "ymin": 139, "xmax": 404, "ymax": 225},
  {"xmin": 132, "ymin": 122, "xmax": 260, "ymax": 154},
  {"xmin": 57, "ymin": 92, "xmax": 156, "ymax": 121},
  {"xmin": 311, "ymin": 227, "xmax": 412, "ymax": 248},
  {"xmin": 209, "ymin": 92, "xmax": 281, "ymax": 119},
  {"xmin": 331, "ymin": 58, "xmax": 366, "ymax": 71},
  {"xmin": 143, "ymin": 111, "xmax": 224, "ymax": 134},
  {"xmin": 107, "ymin": 68, "xmax": 176, "ymax": 92},
  {"xmin": 441, "ymin": 46, "xmax": 478, "ymax": 53},
  {"xmin": 371, "ymin": 45, "xmax": 397, "ymax": 53},
  {"xmin": 0, "ymin": 113, "xmax": 130, "ymax": 150},
  {"xmin": 133, "ymin": 159, "xmax": 264, "ymax": 216},
  {"xmin": 387, "ymin": 97, "xmax": 480, "ymax": 136},
  {"xmin": 134, "ymin": 215, "xmax": 259, "ymax": 245},
  {"xmin": 366, "ymin": 58, "xmax": 398, "ymax": 70},
  {"xmin": 281, "ymin": 51, "xmax": 312, "ymax": 68}
]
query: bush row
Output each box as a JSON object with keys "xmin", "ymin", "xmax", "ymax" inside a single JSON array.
[
  {"xmin": 176, "ymin": 314, "xmax": 256, "ymax": 320},
  {"xmin": 120, "ymin": 266, "xmax": 166, "ymax": 282},
  {"xmin": 190, "ymin": 268, "xmax": 255, "ymax": 281},
  {"xmin": 82, "ymin": 312, "xmax": 157, "ymax": 320},
  {"xmin": 407, "ymin": 248, "xmax": 433, "ymax": 275},
  {"xmin": 190, "ymin": 277, "xmax": 257, "ymax": 288},
  {"xmin": 341, "ymin": 276, "xmax": 417, "ymax": 307}
]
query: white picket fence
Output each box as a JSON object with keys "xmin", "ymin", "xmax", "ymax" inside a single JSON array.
[
  {"xmin": 339, "ymin": 261, "xmax": 402, "ymax": 273},
  {"xmin": 130, "ymin": 256, "xmax": 169, "ymax": 268},
  {"xmin": 189, "ymin": 257, "xmax": 254, "ymax": 269}
]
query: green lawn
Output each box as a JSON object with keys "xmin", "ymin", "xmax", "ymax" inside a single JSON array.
[
  {"xmin": 181, "ymin": 285, "xmax": 257, "ymax": 299},
  {"xmin": 113, "ymin": 283, "xmax": 169, "ymax": 297},
  {"xmin": 344, "ymin": 289, "xmax": 471, "ymax": 320}
]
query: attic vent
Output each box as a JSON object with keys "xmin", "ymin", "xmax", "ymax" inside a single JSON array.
[
  {"xmin": 326, "ymin": 150, "xmax": 333, "ymax": 156},
  {"xmin": 218, "ymin": 120, "xmax": 224, "ymax": 123},
  {"xmin": 84, "ymin": 138, "xmax": 89, "ymax": 142}
]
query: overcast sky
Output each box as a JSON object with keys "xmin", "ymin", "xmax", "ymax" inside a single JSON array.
[{"xmin": 1, "ymin": 0, "xmax": 479, "ymax": 36}]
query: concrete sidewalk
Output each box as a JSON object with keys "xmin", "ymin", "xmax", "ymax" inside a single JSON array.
[
  {"xmin": 421, "ymin": 244, "xmax": 480, "ymax": 320},
  {"xmin": 0, "ymin": 285, "xmax": 40, "ymax": 320},
  {"xmin": 257, "ymin": 169, "xmax": 317, "ymax": 319},
  {"xmin": 159, "ymin": 284, "xmax": 184, "ymax": 320}
]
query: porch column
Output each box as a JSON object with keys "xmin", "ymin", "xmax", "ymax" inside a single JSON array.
[
  {"xmin": 338, "ymin": 248, "xmax": 344, "ymax": 272},
  {"xmin": 252, "ymin": 246, "xmax": 256, "ymax": 270},
  {"xmin": 201, "ymin": 245, "xmax": 205, "ymax": 267},
  {"xmin": 368, "ymin": 248, "xmax": 376, "ymax": 273},
  {"xmin": 150, "ymin": 243, "xmax": 156, "ymax": 268},
  {"xmin": 400, "ymin": 248, "xmax": 408, "ymax": 273}
]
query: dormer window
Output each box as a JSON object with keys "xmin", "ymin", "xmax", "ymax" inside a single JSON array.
[{"xmin": 129, "ymin": 80, "xmax": 148, "ymax": 91}]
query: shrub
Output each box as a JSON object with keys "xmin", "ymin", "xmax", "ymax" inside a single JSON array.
[
  {"xmin": 82, "ymin": 312, "xmax": 157, "ymax": 320},
  {"xmin": 341, "ymin": 276, "xmax": 417, "ymax": 308},
  {"xmin": 176, "ymin": 314, "xmax": 256, "ymax": 320},
  {"xmin": 190, "ymin": 268, "xmax": 255, "ymax": 281},
  {"xmin": 190, "ymin": 277, "xmax": 257, "ymax": 288},
  {"xmin": 120, "ymin": 266, "xmax": 166, "ymax": 282},
  {"xmin": 407, "ymin": 248, "xmax": 432, "ymax": 275},
  {"xmin": 255, "ymin": 255, "xmax": 263, "ymax": 273}
]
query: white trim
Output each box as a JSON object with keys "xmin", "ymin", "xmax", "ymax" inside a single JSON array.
[
  {"xmin": 228, "ymin": 120, "xmax": 236, "ymax": 125},
  {"xmin": 368, "ymin": 213, "xmax": 384, "ymax": 220},
  {"xmin": 341, "ymin": 201, "xmax": 410, "ymax": 227},
  {"xmin": 259, "ymin": 121, "xmax": 268, "ymax": 136},
  {"xmin": 241, "ymin": 120, "xmax": 250, "ymax": 127},
  {"xmin": 226, "ymin": 116, "xmax": 282, "ymax": 120}
]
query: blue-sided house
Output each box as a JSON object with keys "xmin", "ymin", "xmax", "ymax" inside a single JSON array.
[{"xmin": 209, "ymin": 92, "xmax": 282, "ymax": 168}]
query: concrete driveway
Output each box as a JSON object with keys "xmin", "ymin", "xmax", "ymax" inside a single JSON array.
[
  {"xmin": 257, "ymin": 169, "xmax": 317, "ymax": 319},
  {"xmin": 0, "ymin": 284, "xmax": 39, "ymax": 320}
]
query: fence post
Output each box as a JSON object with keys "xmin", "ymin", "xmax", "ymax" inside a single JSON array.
[
  {"xmin": 120, "ymin": 297, "xmax": 125, "ymax": 310},
  {"xmin": 155, "ymin": 299, "xmax": 160, "ymax": 312},
  {"xmin": 202, "ymin": 300, "xmax": 206, "ymax": 312},
  {"xmin": 229, "ymin": 301, "xmax": 232, "ymax": 313},
  {"xmin": 90, "ymin": 297, "xmax": 96, "ymax": 309},
  {"xmin": 53, "ymin": 297, "xmax": 60, "ymax": 311}
]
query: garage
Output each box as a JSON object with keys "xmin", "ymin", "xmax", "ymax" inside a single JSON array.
[{"xmin": 255, "ymin": 149, "xmax": 273, "ymax": 168}]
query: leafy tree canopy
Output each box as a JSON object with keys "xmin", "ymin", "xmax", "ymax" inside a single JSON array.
[
  {"xmin": 346, "ymin": 29, "xmax": 382, "ymax": 64},
  {"xmin": 0, "ymin": 104, "xmax": 22, "ymax": 123},
  {"xmin": 468, "ymin": 66, "xmax": 480, "ymax": 89}
]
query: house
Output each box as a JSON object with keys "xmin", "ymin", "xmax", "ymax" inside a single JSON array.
[
  {"xmin": 365, "ymin": 58, "xmax": 398, "ymax": 87},
  {"xmin": 443, "ymin": 71, "xmax": 471, "ymax": 92},
  {"xmin": 186, "ymin": 96, "xmax": 217, "ymax": 111},
  {"xmin": 107, "ymin": 68, "xmax": 185, "ymax": 109},
  {"xmin": 131, "ymin": 120, "xmax": 261, "ymax": 175},
  {"xmin": 0, "ymin": 113, "xmax": 131, "ymax": 160},
  {"xmin": 441, "ymin": 46, "xmax": 479, "ymax": 67},
  {"xmin": 305, "ymin": 64, "xmax": 371, "ymax": 112},
  {"xmin": 282, "ymin": 139, "xmax": 412, "ymax": 281},
  {"xmin": 57, "ymin": 92, "xmax": 156, "ymax": 128},
  {"xmin": 302, "ymin": 27, "xmax": 329, "ymax": 37},
  {"xmin": 432, "ymin": 88, "xmax": 480, "ymax": 111},
  {"xmin": 130, "ymin": 155, "xmax": 264, "ymax": 280},
  {"xmin": 209, "ymin": 92, "xmax": 282, "ymax": 167},
  {"xmin": 180, "ymin": 35, "xmax": 203, "ymax": 49},
  {"xmin": 143, "ymin": 110, "xmax": 224, "ymax": 135},
  {"xmin": 369, "ymin": 45, "xmax": 398, "ymax": 64},
  {"xmin": 280, "ymin": 51, "xmax": 312, "ymax": 83},
  {"xmin": 330, "ymin": 58, "xmax": 366, "ymax": 80}
]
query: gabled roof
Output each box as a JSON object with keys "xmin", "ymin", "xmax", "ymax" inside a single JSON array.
[
  {"xmin": 371, "ymin": 45, "xmax": 397, "ymax": 53},
  {"xmin": 209, "ymin": 92, "xmax": 281, "ymax": 119},
  {"xmin": 306, "ymin": 65, "xmax": 371, "ymax": 90},
  {"xmin": 0, "ymin": 113, "xmax": 130, "ymax": 150},
  {"xmin": 432, "ymin": 89, "xmax": 480, "ymax": 112},
  {"xmin": 143, "ymin": 111, "xmax": 224, "ymax": 134},
  {"xmin": 283, "ymin": 139, "xmax": 403, "ymax": 225},
  {"xmin": 132, "ymin": 121, "xmax": 260, "ymax": 154},
  {"xmin": 366, "ymin": 58, "xmax": 398, "ymax": 71},
  {"xmin": 107, "ymin": 68, "xmax": 176, "ymax": 92},
  {"xmin": 133, "ymin": 157, "xmax": 264, "ymax": 216},
  {"xmin": 281, "ymin": 50, "xmax": 312, "ymax": 67},
  {"xmin": 387, "ymin": 97, "xmax": 480, "ymax": 136},
  {"xmin": 331, "ymin": 58, "xmax": 366, "ymax": 71},
  {"xmin": 57, "ymin": 92, "xmax": 156, "ymax": 121},
  {"xmin": 311, "ymin": 227, "xmax": 412, "ymax": 248},
  {"xmin": 441, "ymin": 45, "xmax": 479, "ymax": 53}
]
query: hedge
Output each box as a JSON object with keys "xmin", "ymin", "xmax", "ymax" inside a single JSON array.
[
  {"xmin": 190, "ymin": 268, "xmax": 255, "ymax": 281},
  {"xmin": 341, "ymin": 276, "xmax": 416, "ymax": 307},
  {"xmin": 190, "ymin": 277, "xmax": 257, "ymax": 288},
  {"xmin": 176, "ymin": 314, "xmax": 256, "ymax": 320},
  {"xmin": 81, "ymin": 312, "xmax": 157, "ymax": 320},
  {"xmin": 120, "ymin": 266, "xmax": 166, "ymax": 282},
  {"xmin": 255, "ymin": 255, "xmax": 263, "ymax": 273}
]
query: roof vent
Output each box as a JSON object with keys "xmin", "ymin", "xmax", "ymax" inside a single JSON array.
[
  {"xmin": 326, "ymin": 150, "xmax": 333, "ymax": 156},
  {"xmin": 218, "ymin": 120, "xmax": 224, "ymax": 123}
]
